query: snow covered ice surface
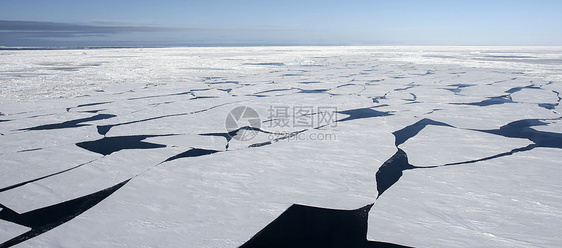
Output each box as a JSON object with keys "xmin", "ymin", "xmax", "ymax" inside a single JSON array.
[{"xmin": 0, "ymin": 46, "xmax": 561, "ymax": 247}]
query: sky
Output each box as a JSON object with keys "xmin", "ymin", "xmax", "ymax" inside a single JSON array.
[{"xmin": 1, "ymin": 0, "xmax": 561, "ymax": 47}]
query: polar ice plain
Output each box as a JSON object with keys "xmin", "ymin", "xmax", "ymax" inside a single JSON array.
[{"xmin": 1, "ymin": 46, "xmax": 561, "ymax": 247}]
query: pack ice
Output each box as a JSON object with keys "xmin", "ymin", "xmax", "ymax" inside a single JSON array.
[{"xmin": 0, "ymin": 46, "xmax": 561, "ymax": 247}]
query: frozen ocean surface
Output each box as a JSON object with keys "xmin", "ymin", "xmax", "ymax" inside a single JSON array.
[{"xmin": 0, "ymin": 46, "xmax": 561, "ymax": 247}]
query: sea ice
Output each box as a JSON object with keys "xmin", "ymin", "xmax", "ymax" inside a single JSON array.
[{"xmin": 0, "ymin": 46, "xmax": 560, "ymax": 247}]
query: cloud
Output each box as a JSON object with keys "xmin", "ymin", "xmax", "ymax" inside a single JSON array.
[
  {"xmin": 0, "ymin": 20, "xmax": 299, "ymax": 47},
  {"xmin": 0, "ymin": 20, "xmax": 192, "ymax": 46},
  {"xmin": 0, "ymin": 20, "xmax": 180, "ymax": 35}
]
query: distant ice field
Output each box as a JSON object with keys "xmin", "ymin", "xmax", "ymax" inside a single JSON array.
[
  {"xmin": 0, "ymin": 47, "xmax": 561, "ymax": 247},
  {"xmin": 1, "ymin": 46, "xmax": 562, "ymax": 104}
]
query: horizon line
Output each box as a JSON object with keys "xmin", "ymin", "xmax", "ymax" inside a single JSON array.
[{"xmin": 3, "ymin": 44, "xmax": 562, "ymax": 51}]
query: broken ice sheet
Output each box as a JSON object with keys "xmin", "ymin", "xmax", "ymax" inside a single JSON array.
[
  {"xmin": 0, "ymin": 144, "xmax": 100, "ymax": 189},
  {"xmin": 368, "ymin": 148, "xmax": 562, "ymax": 247},
  {"xmin": 427, "ymin": 103, "xmax": 557, "ymax": 130},
  {"xmin": 400, "ymin": 125, "xmax": 532, "ymax": 166},
  {"xmin": 0, "ymin": 147, "xmax": 178, "ymax": 213},
  {"xmin": 0, "ymin": 219, "xmax": 31, "ymax": 244},
  {"xmin": 1, "ymin": 47, "xmax": 562, "ymax": 247},
  {"xmin": 510, "ymin": 88, "xmax": 559, "ymax": 104},
  {"xmin": 22, "ymin": 122, "xmax": 396, "ymax": 247}
]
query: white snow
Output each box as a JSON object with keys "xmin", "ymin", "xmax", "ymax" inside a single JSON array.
[
  {"xmin": 400, "ymin": 125, "xmax": 532, "ymax": 167},
  {"xmin": 0, "ymin": 46, "xmax": 561, "ymax": 247},
  {"xmin": 0, "ymin": 219, "xmax": 30, "ymax": 244},
  {"xmin": 368, "ymin": 148, "xmax": 562, "ymax": 247}
]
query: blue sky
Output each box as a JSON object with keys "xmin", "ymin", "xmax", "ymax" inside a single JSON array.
[{"xmin": 1, "ymin": 0, "xmax": 561, "ymax": 47}]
